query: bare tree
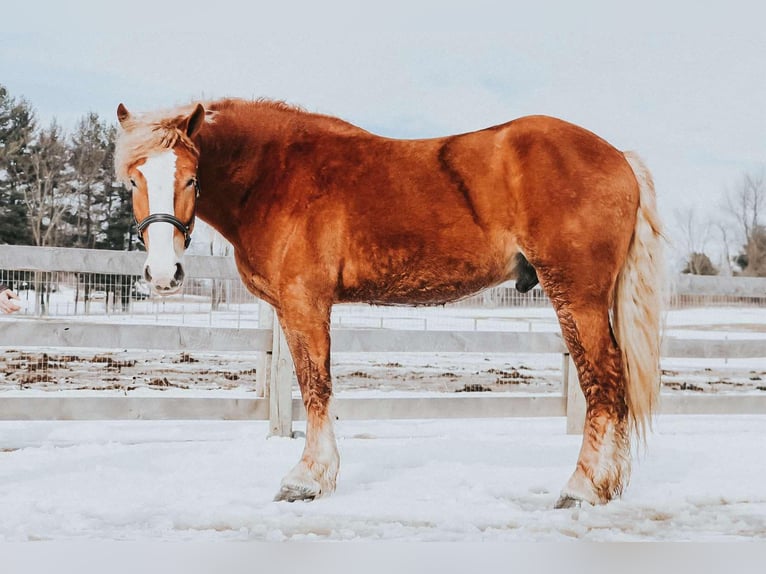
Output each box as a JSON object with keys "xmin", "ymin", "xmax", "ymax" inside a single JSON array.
[
  {"xmin": 66, "ymin": 113, "xmax": 123, "ymax": 248},
  {"xmin": 21, "ymin": 121, "xmax": 72, "ymax": 247},
  {"xmin": 674, "ymin": 206, "xmax": 717, "ymax": 274},
  {"xmin": 69, "ymin": 113, "xmax": 108, "ymax": 247},
  {"xmin": 714, "ymin": 222, "xmax": 734, "ymax": 276},
  {"xmin": 16, "ymin": 121, "xmax": 74, "ymax": 314},
  {"xmin": 724, "ymin": 172, "xmax": 766, "ymax": 276}
]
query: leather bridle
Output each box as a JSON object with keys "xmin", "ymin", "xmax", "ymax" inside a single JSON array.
[{"xmin": 134, "ymin": 179, "xmax": 200, "ymax": 249}]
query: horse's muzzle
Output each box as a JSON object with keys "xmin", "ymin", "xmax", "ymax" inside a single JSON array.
[{"xmin": 144, "ymin": 262, "xmax": 185, "ymax": 294}]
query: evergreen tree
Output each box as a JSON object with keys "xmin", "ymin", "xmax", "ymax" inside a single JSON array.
[
  {"xmin": 98, "ymin": 124, "xmax": 136, "ymax": 251},
  {"xmin": 65, "ymin": 115, "xmax": 135, "ymax": 250},
  {"xmin": 0, "ymin": 84, "xmax": 35, "ymax": 244},
  {"xmin": 65, "ymin": 112, "xmax": 110, "ymax": 247}
]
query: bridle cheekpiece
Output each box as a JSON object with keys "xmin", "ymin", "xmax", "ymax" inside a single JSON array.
[{"xmin": 134, "ymin": 178, "xmax": 200, "ymax": 249}]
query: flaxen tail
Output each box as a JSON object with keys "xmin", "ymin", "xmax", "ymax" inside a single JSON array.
[{"xmin": 614, "ymin": 152, "xmax": 666, "ymax": 440}]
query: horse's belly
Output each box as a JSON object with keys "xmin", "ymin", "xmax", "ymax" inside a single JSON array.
[{"xmin": 338, "ymin": 259, "xmax": 510, "ymax": 306}]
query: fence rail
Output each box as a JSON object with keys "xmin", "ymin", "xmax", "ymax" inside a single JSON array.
[
  {"xmin": 0, "ymin": 244, "xmax": 241, "ymax": 278},
  {"xmin": 1, "ymin": 320, "xmax": 272, "ymax": 353},
  {"xmin": 2, "ymin": 319, "xmax": 762, "ymax": 360},
  {"xmin": 2, "ymin": 246, "xmax": 766, "ymax": 435}
]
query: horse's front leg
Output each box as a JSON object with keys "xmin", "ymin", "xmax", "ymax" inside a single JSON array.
[{"xmin": 273, "ymin": 302, "xmax": 338, "ymax": 502}]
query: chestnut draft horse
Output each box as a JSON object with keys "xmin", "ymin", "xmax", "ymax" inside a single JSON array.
[{"xmin": 115, "ymin": 98, "xmax": 664, "ymax": 508}]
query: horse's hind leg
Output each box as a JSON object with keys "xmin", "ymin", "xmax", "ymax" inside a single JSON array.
[{"xmin": 545, "ymin": 284, "xmax": 630, "ymax": 507}]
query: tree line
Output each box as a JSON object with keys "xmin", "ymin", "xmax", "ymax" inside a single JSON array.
[
  {"xmin": 2, "ymin": 83, "xmax": 764, "ymax": 277},
  {"xmin": 0, "ymin": 85, "xmax": 239, "ymax": 313},
  {"xmin": 676, "ymin": 172, "xmax": 766, "ymax": 277},
  {"xmin": 0, "ymin": 84, "xmax": 134, "ymax": 250}
]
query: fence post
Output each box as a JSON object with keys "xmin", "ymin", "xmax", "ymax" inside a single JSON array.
[
  {"xmin": 563, "ymin": 353, "xmax": 586, "ymax": 434},
  {"xmin": 255, "ymin": 301, "xmax": 274, "ymax": 398},
  {"xmin": 269, "ymin": 318, "xmax": 295, "ymax": 438}
]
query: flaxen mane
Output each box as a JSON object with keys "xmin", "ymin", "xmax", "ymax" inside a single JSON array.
[
  {"xmin": 114, "ymin": 103, "xmax": 207, "ymax": 184},
  {"xmin": 114, "ymin": 98, "xmax": 361, "ymax": 184}
]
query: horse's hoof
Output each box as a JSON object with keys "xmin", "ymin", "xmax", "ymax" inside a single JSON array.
[
  {"xmin": 273, "ymin": 484, "xmax": 318, "ymax": 503},
  {"xmin": 554, "ymin": 495, "xmax": 583, "ymax": 509}
]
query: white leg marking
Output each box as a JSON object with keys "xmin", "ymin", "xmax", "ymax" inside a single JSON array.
[
  {"xmin": 557, "ymin": 421, "xmax": 630, "ymax": 507},
  {"xmin": 276, "ymin": 414, "xmax": 339, "ymax": 502}
]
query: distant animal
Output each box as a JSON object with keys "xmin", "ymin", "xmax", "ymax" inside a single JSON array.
[{"xmin": 115, "ymin": 98, "xmax": 664, "ymax": 507}]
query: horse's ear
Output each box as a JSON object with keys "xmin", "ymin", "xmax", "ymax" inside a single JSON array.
[
  {"xmin": 183, "ymin": 103, "xmax": 206, "ymax": 139},
  {"xmin": 117, "ymin": 103, "xmax": 130, "ymax": 126}
]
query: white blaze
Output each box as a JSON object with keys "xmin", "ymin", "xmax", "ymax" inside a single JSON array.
[{"xmin": 136, "ymin": 151, "xmax": 181, "ymax": 288}]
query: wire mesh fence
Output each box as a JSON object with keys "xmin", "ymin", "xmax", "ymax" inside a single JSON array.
[
  {"xmin": 2, "ymin": 247, "xmax": 766, "ymax": 406},
  {"xmin": 2, "ymin": 267, "xmax": 765, "ymax": 329},
  {"xmin": 0, "ymin": 268, "xmax": 262, "ymax": 328}
]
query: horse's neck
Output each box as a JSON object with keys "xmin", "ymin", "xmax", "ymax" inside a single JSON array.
[
  {"xmin": 193, "ymin": 118, "xmax": 269, "ymax": 244},
  {"xmin": 192, "ymin": 104, "xmax": 362, "ymax": 243}
]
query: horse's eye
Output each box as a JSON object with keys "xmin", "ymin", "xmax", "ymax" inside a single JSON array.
[
  {"xmin": 186, "ymin": 178, "xmax": 196, "ymax": 188},
  {"xmin": 129, "ymin": 179, "xmax": 137, "ymax": 188}
]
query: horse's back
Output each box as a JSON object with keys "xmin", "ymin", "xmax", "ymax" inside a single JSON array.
[{"xmin": 230, "ymin": 110, "xmax": 640, "ymax": 307}]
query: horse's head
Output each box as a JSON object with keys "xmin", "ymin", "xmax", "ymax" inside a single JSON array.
[{"xmin": 115, "ymin": 103, "xmax": 206, "ymax": 295}]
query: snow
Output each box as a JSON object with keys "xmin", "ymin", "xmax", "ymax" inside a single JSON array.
[
  {"xmin": 2, "ymin": 299, "xmax": 765, "ymax": 543},
  {"xmin": 0, "ymin": 414, "xmax": 764, "ymax": 542}
]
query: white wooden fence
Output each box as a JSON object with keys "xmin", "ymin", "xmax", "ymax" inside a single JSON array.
[{"xmin": 1, "ymin": 246, "xmax": 765, "ymax": 437}]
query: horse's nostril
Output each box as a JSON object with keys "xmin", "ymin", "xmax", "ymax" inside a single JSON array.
[
  {"xmin": 144, "ymin": 265, "xmax": 152, "ymax": 283},
  {"xmin": 174, "ymin": 263, "xmax": 185, "ymax": 284}
]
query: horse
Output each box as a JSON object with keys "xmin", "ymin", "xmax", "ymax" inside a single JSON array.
[{"xmin": 114, "ymin": 98, "xmax": 664, "ymax": 508}]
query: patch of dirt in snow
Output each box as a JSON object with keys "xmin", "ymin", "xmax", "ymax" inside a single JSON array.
[
  {"xmin": 1, "ymin": 348, "xmax": 765, "ymax": 395},
  {"xmin": 332, "ymin": 354, "xmax": 561, "ymax": 394},
  {"xmin": 0, "ymin": 349, "xmax": 260, "ymax": 393}
]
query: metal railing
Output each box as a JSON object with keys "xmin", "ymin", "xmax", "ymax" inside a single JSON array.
[{"xmin": 4, "ymin": 247, "xmax": 765, "ymax": 324}]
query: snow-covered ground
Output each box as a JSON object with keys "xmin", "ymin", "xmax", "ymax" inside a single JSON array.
[
  {"xmin": 0, "ymin": 415, "xmax": 764, "ymax": 541},
  {"xmin": 1, "ymin": 302, "xmax": 764, "ymax": 542}
]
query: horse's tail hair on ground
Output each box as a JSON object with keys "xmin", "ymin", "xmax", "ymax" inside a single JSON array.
[{"xmin": 614, "ymin": 152, "xmax": 666, "ymax": 441}]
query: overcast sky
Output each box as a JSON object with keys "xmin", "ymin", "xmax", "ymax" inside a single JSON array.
[{"xmin": 2, "ymin": 1, "xmax": 765, "ymax": 261}]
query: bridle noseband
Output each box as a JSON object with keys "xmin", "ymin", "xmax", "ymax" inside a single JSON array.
[{"xmin": 134, "ymin": 179, "xmax": 200, "ymax": 249}]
